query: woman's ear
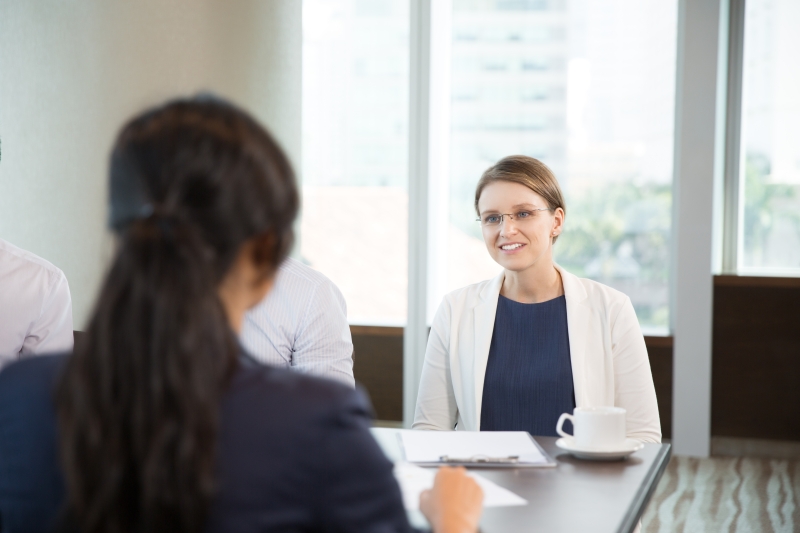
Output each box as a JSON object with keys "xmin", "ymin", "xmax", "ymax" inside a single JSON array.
[{"xmin": 552, "ymin": 207, "xmax": 565, "ymax": 238}]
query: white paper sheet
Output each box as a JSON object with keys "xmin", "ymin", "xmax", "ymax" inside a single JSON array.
[
  {"xmin": 400, "ymin": 431, "xmax": 549, "ymax": 465},
  {"xmin": 393, "ymin": 462, "xmax": 528, "ymax": 510}
]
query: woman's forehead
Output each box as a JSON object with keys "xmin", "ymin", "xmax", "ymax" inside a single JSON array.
[{"xmin": 478, "ymin": 181, "xmax": 546, "ymax": 211}]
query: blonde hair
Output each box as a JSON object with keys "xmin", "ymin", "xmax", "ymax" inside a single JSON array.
[{"xmin": 474, "ymin": 155, "xmax": 566, "ymax": 242}]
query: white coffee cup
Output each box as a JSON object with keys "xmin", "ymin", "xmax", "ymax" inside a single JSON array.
[{"xmin": 556, "ymin": 406, "xmax": 627, "ymax": 451}]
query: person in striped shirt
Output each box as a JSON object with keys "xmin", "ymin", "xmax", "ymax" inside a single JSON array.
[{"xmin": 240, "ymin": 257, "xmax": 355, "ymax": 387}]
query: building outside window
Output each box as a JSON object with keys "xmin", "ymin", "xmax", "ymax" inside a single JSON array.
[
  {"xmin": 739, "ymin": 0, "xmax": 800, "ymax": 274},
  {"xmin": 301, "ymin": 0, "xmax": 410, "ymax": 325},
  {"xmin": 443, "ymin": 0, "xmax": 678, "ymax": 333},
  {"xmin": 302, "ymin": 0, "xmax": 678, "ymax": 333}
]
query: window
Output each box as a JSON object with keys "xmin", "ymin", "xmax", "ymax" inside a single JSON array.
[
  {"xmin": 440, "ymin": 0, "xmax": 678, "ymax": 333},
  {"xmin": 302, "ymin": 0, "xmax": 679, "ymax": 332},
  {"xmin": 738, "ymin": 0, "xmax": 800, "ymax": 274},
  {"xmin": 301, "ymin": 0, "xmax": 409, "ymax": 325}
]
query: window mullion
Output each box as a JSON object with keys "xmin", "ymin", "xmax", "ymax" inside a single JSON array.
[
  {"xmin": 404, "ymin": 0, "xmax": 433, "ymax": 427},
  {"xmin": 722, "ymin": 0, "xmax": 747, "ymax": 274}
]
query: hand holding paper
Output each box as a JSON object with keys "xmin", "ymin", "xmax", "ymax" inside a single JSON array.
[
  {"xmin": 394, "ymin": 462, "xmax": 528, "ymax": 510},
  {"xmin": 419, "ymin": 467, "xmax": 484, "ymax": 533}
]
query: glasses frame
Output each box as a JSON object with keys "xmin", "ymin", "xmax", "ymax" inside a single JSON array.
[{"xmin": 476, "ymin": 208, "xmax": 554, "ymax": 227}]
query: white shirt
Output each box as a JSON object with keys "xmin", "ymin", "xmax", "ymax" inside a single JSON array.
[
  {"xmin": 413, "ymin": 265, "xmax": 661, "ymax": 443},
  {"xmin": 240, "ymin": 257, "xmax": 355, "ymax": 387},
  {"xmin": 0, "ymin": 238, "xmax": 73, "ymax": 369}
]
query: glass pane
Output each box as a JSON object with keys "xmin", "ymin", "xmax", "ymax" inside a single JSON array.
[
  {"xmin": 301, "ymin": 0, "xmax": 409, "ymax": 325},
  {"xmin": 739, "ymin": 0, "xmax": 800, "ymax": 274},
  {"xmin": 444, "ymin": 0, "xmax": 677, "ymax": 333}
]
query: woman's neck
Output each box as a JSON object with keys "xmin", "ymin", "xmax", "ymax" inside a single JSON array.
[
  {"xmin": 501, "ymin": 259, "xmax": 563, "ymax": 304},
  {"xmin": 218, "ymin": 286, "xmax": 247, "ymax": 334}
]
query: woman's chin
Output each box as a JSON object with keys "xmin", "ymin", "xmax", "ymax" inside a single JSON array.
[{"xmin": 493, "ymin": 255, "xmax": 534, "ymax": 272}]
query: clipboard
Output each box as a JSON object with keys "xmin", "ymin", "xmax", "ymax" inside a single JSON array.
[{"xmin": 398, "ymin": 431, "xmax": 557, "ymax": 468}]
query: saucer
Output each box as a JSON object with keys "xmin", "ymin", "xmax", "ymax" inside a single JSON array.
[{"xmin": 555, "ymin": 437, "xmax": 644, "ymax": 461}]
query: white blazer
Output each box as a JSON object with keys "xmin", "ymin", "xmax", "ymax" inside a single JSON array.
[{"xmin": 412, "ymin": 265, "xmax": 661, "ymax": 443}]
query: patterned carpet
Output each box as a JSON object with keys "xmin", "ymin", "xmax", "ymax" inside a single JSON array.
[{"xmin": 641, "ymin": 456, "xmax": 800, "ymax": 532}]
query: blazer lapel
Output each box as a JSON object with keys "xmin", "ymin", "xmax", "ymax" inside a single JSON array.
[
  {"xmin": 557, "ymin": 264, "xmax": 590, "ymax": 407},
  {"xmin": 471, "ymin": 272, "xmax": 504, "ymax": 430}
]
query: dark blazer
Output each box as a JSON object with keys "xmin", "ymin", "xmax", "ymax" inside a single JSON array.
[{"xmin": 0, "ymin": 353, "xmax": 416, "ymax": 532}]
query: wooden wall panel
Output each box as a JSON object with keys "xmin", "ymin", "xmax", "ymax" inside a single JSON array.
[
  {"xmin": 351, "ymin": 326, "xmax": 404, "ymax": 422},
  {"xmin": 350, "ymin": 328, "xmax": 676, "ymax": 431},
  {"xmin": 330, "ymin": 275, "xmax": 800, "ymax": 443},
  {"xmin": 711, "ymin": 276, "xmax": 800, "ymax": 441},
  {"xmin": 645, "ymin": 336, "xmax": 673, "ymax": 440},
  {"xmin": 72, "ymin": 330, "xmax": 87, "ymax": 352}
]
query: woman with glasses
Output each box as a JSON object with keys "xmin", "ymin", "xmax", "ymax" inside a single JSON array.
[
  {"xmin": 413, "ymin": 155, "xmax": 661, "ymax": 444},
  {"xmin": 0, "ymin": 97, "xmax": 483, "ymax": 533}
]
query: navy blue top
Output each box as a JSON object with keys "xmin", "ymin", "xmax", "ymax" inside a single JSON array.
[
  {"xmin": 480, "ymin": 294, "xmax": 575, "ymax": 437},
  {"xmin": 0, "ymin": 353, "xmax": 416, "ymax": 533}
]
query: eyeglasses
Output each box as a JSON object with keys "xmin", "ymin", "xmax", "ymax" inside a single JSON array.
[{"xmin": 476, "ymin": 208, "xmax": 553, "ymax": 227}]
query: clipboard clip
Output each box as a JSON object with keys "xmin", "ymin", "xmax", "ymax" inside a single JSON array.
[{"xmin": 439, "ymin": 454, "xmax": 520, "ymax": 464}]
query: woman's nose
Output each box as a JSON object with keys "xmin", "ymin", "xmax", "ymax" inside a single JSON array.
[{"xmin": 499, "ymin": 216, "xmax": 518, "ymax": 235}]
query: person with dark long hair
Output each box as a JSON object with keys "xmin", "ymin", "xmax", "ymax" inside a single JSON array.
[{"xmin": 0, "ymin": 97, "xmax": 482, "ymax": 533}]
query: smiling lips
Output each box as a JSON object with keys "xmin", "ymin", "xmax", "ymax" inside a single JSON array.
[{"xmin": 500, "ymin": 243, "xmax": 525, "ymax": 252}]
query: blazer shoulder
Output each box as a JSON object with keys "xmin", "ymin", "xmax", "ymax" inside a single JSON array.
[
  {"xmin": 584, "ymin": 278, "xmax": 629, "ymax": 302},
  {"xmin": 230, "ymin": 362, "xmax": 370, "ymax": 424},
  {"xmin": 442, "ymin": 277, "xmax": 498, "ymax": 306},
  {"xmin": 563, "ymin": 269, "xmax": 631, "ymax": 306},
  {"xmin": 0, "ymin": 353, "xmax": 68, "ymax": 416}
]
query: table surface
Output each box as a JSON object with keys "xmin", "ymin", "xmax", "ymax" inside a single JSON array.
[{"xmin": 371, "ymin": 429, "xmax": 672, "ymax": 533}]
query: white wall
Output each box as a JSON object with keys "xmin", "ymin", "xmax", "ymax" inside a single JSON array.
[{"xmin": 0, "ymin": 0, "xmax": 301, "ymax": 328}]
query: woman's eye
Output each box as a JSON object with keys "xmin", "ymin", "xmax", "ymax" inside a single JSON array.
[
  {"xmin": 516, "ymin": 211, "xmax": 532, "ymax": 219},
  {"xmin": 485, "ymin": 215, "xmax": 501, "ymax": 224}
]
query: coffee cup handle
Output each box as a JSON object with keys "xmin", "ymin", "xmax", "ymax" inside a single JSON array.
[{"xmin": 556, "ymin": 413, "xmax": 574, "ymax": 438}]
